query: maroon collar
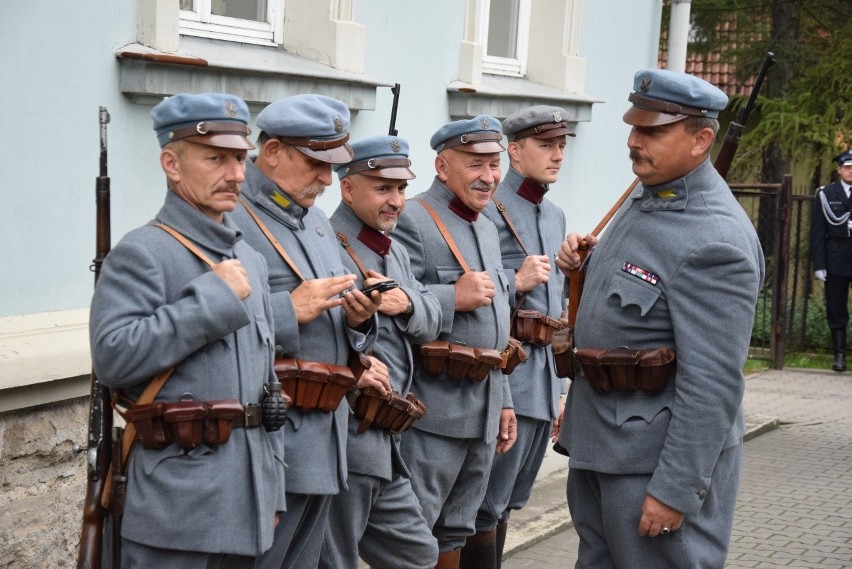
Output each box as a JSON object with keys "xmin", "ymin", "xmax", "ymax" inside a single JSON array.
[
  {"xmin": 517, "ymin": 177, "xmax": 547, "ymax": 204},
  {"xmin": 357, "ymin": 225, "xmax": 392, "ymax": 256},
  {"xmin": 449, "ymin": 197, "xmax": 479, "ymax": 222}
]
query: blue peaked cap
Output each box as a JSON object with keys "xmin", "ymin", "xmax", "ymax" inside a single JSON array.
[
  {"xmin": 335, "ymin": 135, "xmax": 415, "ymax": 180},
  {"xmin": 623, "ymin": 68, "xmax": 728, "ymax": 127},
  {"xmin": 430, "ymin": 115, "xmax": 505, "ymax": 154},
  {"xmin": 257, "ymin": 94, "xmax": 353, "ymax": 163},
  {"xmin": 151, "ymin": 93, "xmax": 253, "ymax": 149}
]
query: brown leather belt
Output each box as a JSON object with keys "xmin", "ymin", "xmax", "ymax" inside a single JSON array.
[{"xmin": 124, "ymin": 398, "xmax": 262, "ymax": 450}]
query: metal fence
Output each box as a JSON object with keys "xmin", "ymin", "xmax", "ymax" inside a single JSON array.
[{"xmin": 732, "ymin": 178, "xmax": 833, "ymax": 367}]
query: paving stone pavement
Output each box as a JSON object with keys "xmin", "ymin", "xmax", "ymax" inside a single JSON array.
[{"xmin": 501, "ymin": 368, "xmax": 852, "ymax": 568}]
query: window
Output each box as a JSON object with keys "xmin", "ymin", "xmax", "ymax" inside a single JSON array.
[
  {"xmin": 478, "ymin": 0, "xmax": 531, "ymax": 77},
  {"xmin": 179, "ymin": 0, "xmax": 283, "ymax": 46}
]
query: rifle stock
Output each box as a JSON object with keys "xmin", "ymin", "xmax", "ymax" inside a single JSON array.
[
  {"xmin": 77, "ymin": 107, "xmax": 113, "ymax": 569},
  {"xmin": 713, "ymin": 52, "xmax": 776, "ymax": 180}
]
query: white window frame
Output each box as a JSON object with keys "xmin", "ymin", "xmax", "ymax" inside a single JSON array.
[
  {"xmin": 179, "ymin": 0, "xmax": 284, "ymax": 46},
  {"xmin": 476, "ymin": 0, "xmax": 531, "ymax": 77}
]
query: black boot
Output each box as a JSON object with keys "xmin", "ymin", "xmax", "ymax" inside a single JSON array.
[
  {"xmin": 459, "ymin": 529, "xmax": 497, "ymax": 569},
  {"xmin": 495, "ymin": 521, "xmax": 508, "ymax": 569},
  {"xmin": 832, "ymin": 329, "xmax": 847, "ymax": 372}
]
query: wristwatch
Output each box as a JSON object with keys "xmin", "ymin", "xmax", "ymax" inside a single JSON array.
[{"xmin": 404, "ymin": 299, "xmax": 414, "ymax": 315}]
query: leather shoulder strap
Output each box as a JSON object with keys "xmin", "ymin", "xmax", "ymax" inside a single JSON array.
[
  {"xmin": 417, "ymin": 199, "xmax": 471, "ymax": 273},
  {"xmin": 155, "ymin": 224, "xmax": 215, "ymax": 267},
  {"xmin": 335, "ymin": 231, "xmax": 370, "ymax": 279},
  {"xmin": 238, "ymin": 198, "xmax": 306, "ymax": 282},
  {"xmin": 490, "ymin": 195, "xmax": 529, "ymax": 256}
]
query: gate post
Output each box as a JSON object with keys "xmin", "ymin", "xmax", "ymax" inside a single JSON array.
[{"xmin": 770, "ymin": 175, "xmax": 793, "ymax": 368}]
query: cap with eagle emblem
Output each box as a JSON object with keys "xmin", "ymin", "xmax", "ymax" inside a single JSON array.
[
  {"xmin": 335, "ymin": 135, "xmax": 416, "ymax": 180},
  {"xmin": 624, "ymin": 68, "xmax": 728, "ymax": 127},
  {"xmin": 151, "ymin": 92, "xmax": 254, "ymax": 150}
]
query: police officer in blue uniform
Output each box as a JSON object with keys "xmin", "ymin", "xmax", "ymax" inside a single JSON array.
[{"xmin": 810, "ymin": 149, "xmax": 852, "ymax": 372}]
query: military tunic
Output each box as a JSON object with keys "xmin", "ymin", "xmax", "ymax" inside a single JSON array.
[
  {"xmin": 318, "ymin": 203, "xmax": 441, "ymax": 569},
  {"xmin": 393, "ymin": 177, "xmax": 514, "ymax": 551},
  {"xmin": 476, "ymin": 166, "xmax": 568, "ymax": 530},
  {"xmin": 558, "ymin": 159, "xmax": 764, "ymax": 568},
  {"xmin": 231, "ymin": 159, "xmax": 377, "ymax": 569},
  {"xmin": 90, "ymin": 191, "xmax": 286, "ymax": 561}
]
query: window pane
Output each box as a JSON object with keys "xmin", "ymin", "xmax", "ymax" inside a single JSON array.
[
  {"xmin": 179, "ymin": 0, "xmax": 194, "ymax": 10},
  {"xmin": 487, "ymin": 0, "xmax": 519, "ymax": 59},
  {"xmin": 211, "ymin": 0, "xmax": 267, "ymax": 23}
]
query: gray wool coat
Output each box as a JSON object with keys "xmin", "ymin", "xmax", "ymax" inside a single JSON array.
[
  {"xmin": 230, "ymin": 159, "xmax": 378, "ymax": 495},
  {"xmin": 89, "ymin": 191, "xmax": 286, "ymax": 557},
  {"xmin": 558, "ymin": 158, "xmax": 765, "ymax": 516},
  {"xmin": 393, "ymin": 178, "xmax": 514, "ymax": 442},
  {"xmin": 329, "ymin": 202, "xmax": 443, "ymax": 480},
  {"xmin": 482, "ymin": 166, "xmax": 568, "ymax": 422}
]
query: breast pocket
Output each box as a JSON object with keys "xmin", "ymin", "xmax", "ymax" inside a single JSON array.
[
  {"xmin": 269, "ymin": 274, "xmax": 302, "ymax": 294},
  {"xmin": 608, "ymin": 271, "xmax": 662, "ymax": 317},
  {"xmin": 436, "ymin": 266, "xmax": 464, "ymax": 284}
]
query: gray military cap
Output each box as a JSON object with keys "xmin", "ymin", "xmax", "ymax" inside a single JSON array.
[
  {"xmin": 151, "ymin": 93, "xmax": 254, "ymax": 150},
  {"xmin": 502, "ymin": 105, "xmax": 576, "ymax": 142},
  {"xmin": 430, "ymin": 115, "xmax": 505, "ymax": 154},
  {"xmin": 256, "ymin": 94, "xmax": 354, "ymax": 163},
  {"xmin": 624, "ymin": 68, "xmax": 729, "ymax": 127}
]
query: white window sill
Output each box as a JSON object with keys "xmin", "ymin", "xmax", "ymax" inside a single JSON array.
[
  {"xmin": 447, "ymin": 74, "xmax": 600, "ymax": 121},
  {"xmin": 117, "ymin": 36, "xmax": 388, "ymax": 110}
]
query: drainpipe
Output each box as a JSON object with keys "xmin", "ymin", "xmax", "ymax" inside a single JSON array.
[{"xmin": 667, "ymin": 0, "xmax": 692, "ymax": 72}]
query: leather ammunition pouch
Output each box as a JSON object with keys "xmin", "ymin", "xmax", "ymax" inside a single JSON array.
[
  {"xmin": 348, "ymin": 351, "xmax": 373, "ymax": 381},
  {"xmin": 511, "ymin": 309, "xmax": 564, "ymax": 346},
  {"xmin": 574, "ymin": 347, "xmax": 676, "ymax": 394},
  {"xmin": 551, "ymin": 326, "xmax": 576, "ymax": 379},
  {"xmin": 352, "ymin": 388, "xmax": 427, "ymax": 434},
  {"xmin": 123, "ymin": 396, "xmax": 262, "ymax": 450},
  {"xmin": 274, "ymin": 358, "xmax": 358, "ymax": 412},
  {"xmin": 419, "ymin": 340, "xmax": 503, "ymax": 382},
  {"xmin": 500, "ymin": 337, "xmax": 529, "ymax": 375}
]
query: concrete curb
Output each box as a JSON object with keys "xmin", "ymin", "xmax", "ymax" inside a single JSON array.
[{"xmin": 502, "ymin": 412, "xmax": 781, "ymax": 560}]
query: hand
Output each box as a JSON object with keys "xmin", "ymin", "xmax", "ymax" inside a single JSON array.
[
  {"xmin": 555, "ymin": 233, "xmax": 597, "ymax": 276},
  {"xmin": 638, "ymin": 494, "xmax": 684, "ymax": 537},
  {"xmin": 342, "ymin": 285, "xmax": 382, "ymax": 328},
  {"xmin": 357, "ymin": 355, "xmax": 391, "ymax": 396},
  {"xmin": 815, "ymin": 270, "xmax": 827, "ymax": 282},
  {"xmin": 365, "ymin": 269, "xmax": 410, "ymax": 316},
  {"xmin": 291, "ymin": 275, "xmax": 356, "ymax": 324},
  {"xmin": 212, "ymin": 259, "xmax": 251, "ymax": 300},
  {"xmin": 550, "ymin": 398, "xmax": 565, "ymax": 443},
  {"xmin": 515, "ymin": 255, "xmax": 552, "ymax": 292},
  {"xmin": 495, "ymin": 408, "xmax": 517, "ymax": 454},
  {"xmin": 454, "ymin": 271, "xmax": 496, "ymax": 311}
]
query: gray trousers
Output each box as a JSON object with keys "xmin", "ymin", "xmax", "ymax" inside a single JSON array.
[
  {"xmin": 255, "ymin": 492, "xmax": 332, "ymax": 569},
  {"xmin": 318, "ymin": 471, "xmax": 438, "ymax": 569},
  {"xmin": 567, "ymin": 444, "xmax": 742, "ymax": 569},
  {"xmin": 399, "ymin": 428, "xmax": 497, "ymax": 552},
  {"xmin": 121, "ymin": 538, "xmax": 255, "ymax": 569},
  {"xmin": 476, "ymin": 415, "xmax": 551, "ymax": 531}
]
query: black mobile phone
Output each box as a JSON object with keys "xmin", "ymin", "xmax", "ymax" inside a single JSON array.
[{"xmin": 360, "ymin": 280, "xmax": 398, "ymax": 295}]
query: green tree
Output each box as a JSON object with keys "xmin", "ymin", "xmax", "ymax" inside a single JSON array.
[{"xmin": 677, "ymin": 0, "xmax": 852, "ymax": 185}]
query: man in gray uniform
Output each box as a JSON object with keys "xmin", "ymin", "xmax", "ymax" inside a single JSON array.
[
  {"xmin": 556, "ymin": 69, "xmax": 765, "ymax": 568},
  {"xmin": 464, "ymin": 106, "xmax": 574, "ymax": 567},
  {"xmin": 230, "ymin": 94, "xmax": 384, "ymax": 569},
  {"xmin": 394, "ymin": 116, "xmax": 518, "ymax": 569},
  {"xmin": 89, "ymin": 93, "xmax": 286, "ymax": 568},
  {"xmin": 319, "ymin": 135, "xmax": 442, "ymax": 569}
]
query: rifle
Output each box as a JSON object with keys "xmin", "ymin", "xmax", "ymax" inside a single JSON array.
[
  {"xmin": 77, "ymin": 106, "xmax": 113, "ymax": 569},
  {"xmin": 713, "ymin": 51, "xmax": 776, "ymax": 179},
  {"xmin": 388, "ymin": 83, "xmax": 401, "ymax": 136}
]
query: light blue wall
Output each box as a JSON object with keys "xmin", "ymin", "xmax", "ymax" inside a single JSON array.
[{"xmin": 2, "ymin": 0, "xmax": 662, "ymax": 318}]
